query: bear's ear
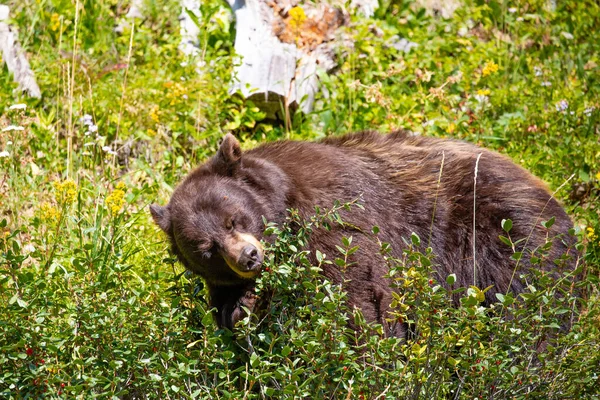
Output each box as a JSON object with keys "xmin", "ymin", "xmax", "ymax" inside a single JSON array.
[
  {"xmin": 213, "ymin": 133, "xmax": 242, "ymax": 175},
  {"xmin": 150, "ymin": 204, "xmax": 171, "ymax": 233}
]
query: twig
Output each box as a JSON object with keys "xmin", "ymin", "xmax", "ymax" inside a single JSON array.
[
  {"xmin": 428, "ymin": 151, "xmax": 445, "ymax": 248},
  {"xmin": 473, "ymin": 153, "xmax": 483, "ymax": 286}
]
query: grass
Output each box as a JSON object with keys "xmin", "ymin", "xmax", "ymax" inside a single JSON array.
[{"xmin": 1, "ymin": 0, "xmax": 599, "ymax": 398}]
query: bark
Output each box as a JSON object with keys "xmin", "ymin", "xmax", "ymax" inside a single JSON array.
[
  {"xmin": 0, "ymin": 5, "xmax": 41, "ymax": 98},
  {"xmin": 227, "ymin": 0, "xmax": 347, "ymax": 118},
  {"xmin": 179, "ymin": 0, "xmax": 201, "ymax": 58}
]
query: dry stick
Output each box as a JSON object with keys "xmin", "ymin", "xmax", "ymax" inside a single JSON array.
[
  {"xmin": 56, "ymin": 16, "xmax": 64, "ymax": 152},
  {"xmin": 115, "ymin": 22, "xmax": 135, "ymax": 145},
  {"xmin": 67, "ymin": 0, "xmax": 80, "ymax": 179},
  {"xmin": 473, "ymin": 153, "xmax": 483, "ymax": 286},
  {"xmin": 428, "ymin": 151, "xmax": 445, "ymax": 248},
  {"xmin": 505, "ymin": 173, "xmax": 576, "ymax": 296}
]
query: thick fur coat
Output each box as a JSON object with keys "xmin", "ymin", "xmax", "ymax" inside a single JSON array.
[{"xmin": 151, "ymin": 131, "xmax": 576, "ymax": 336}]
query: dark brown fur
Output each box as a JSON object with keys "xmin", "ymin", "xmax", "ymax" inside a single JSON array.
[{"xmin": 151, "ymin": 131, "xmax": 576, "ymax": 335}]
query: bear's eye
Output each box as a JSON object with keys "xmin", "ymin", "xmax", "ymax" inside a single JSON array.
[
  {"xmin": 225, "ymin": 217, "xmax": 235, "ymax": 231},
  {"xmin": 197, "ymin": 240, "xmax": 213, "ymax": 254}
]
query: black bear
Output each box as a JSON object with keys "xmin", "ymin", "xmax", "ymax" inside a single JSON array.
[{"xmin": 150, "ymin": 131, "xmax": 576, "ymax": 336}]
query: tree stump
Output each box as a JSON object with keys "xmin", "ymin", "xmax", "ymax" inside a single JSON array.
[
  {"xmin": 226, "ymin": 0, "xmax": 347, "ymax": 119},
  {"xmin": 0, "ymin": 5, "xmax": 41, "ymax": 98}
]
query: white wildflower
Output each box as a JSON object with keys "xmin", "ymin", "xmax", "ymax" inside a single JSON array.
[
  {"xmin": 534, "ymin": 66, "xmax": 542, "ymax": 77},
  {"xmin": 6, "ymin": 141, "xmax": 12, "ymax": 146},
  {"xmin": 508, "ymin": 7, "xmax": 517, "ymax": 13},
  {"xmin": 474, "ymin": 94, "xmax": 489, "ymax": 104},
  {"xmin": 555, "ymin": 100, "xmax": 569, "ymax": 112},
  {"xmin": 2, "ymin": 125, "xmax": 24, "ymax": 132},
  {"xmin": 517, "ymin": 17, "xmax": 523, "ymax": 22},
  {"xmin": 23, "ymin": 244, "xmax": 36, "ymax": 254},
  {"xmin": 0, "ymin": 150, "xmax": 9, "ymax": 158},
  {"xmin": 102, "ymin": 146, "xmax": 117, "ymax": 155},
  {"xmin": 561, "ymin": 32, "xmax": 574, "ymax": 40},
  {"xmin": 9, "ymin": 104, "xmax": 27, "ymax": 111},
  {"xmin": 584, "ymin": 107, "xmax": 595, "ymax": 117},
  {"xmin": 541, "ymin": 81, "xmax": 552, "ymax": 87},
  {"xmin": 89, "ymin": 125, "xmax": 98, "ymax": 133},
  {"xmin": 80, "ymin": 114, "xmax": 93, "ymax": 126}
]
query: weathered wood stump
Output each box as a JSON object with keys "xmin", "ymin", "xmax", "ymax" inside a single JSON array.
[
  {"xmin": 226, "ymin": 0, "xmax": 347, "ymax": 119},
  {"xmin": 0, "ymin": 5, "xmax": 41, "ymax": 98}
]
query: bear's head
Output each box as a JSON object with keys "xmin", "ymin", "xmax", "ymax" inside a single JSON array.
[{"xmin": 150, "ymin": 134, "xmax": 266, "ymax": 285}]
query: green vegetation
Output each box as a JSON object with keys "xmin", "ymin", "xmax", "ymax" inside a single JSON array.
[{"xmin": 1, "ymin": 0, "xmax": 599, "ymax": 398}]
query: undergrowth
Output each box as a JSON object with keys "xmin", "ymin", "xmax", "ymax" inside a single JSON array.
[{"xmin": 1, "ymin": 0, "xmax": 599, "ymax": 398}]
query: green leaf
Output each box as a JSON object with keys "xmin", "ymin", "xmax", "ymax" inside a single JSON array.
[
  {"xmin": 342, "ymin": 236, "xmax": 352, "ymax": 247},
  {"xmin": 315, "ymin": 250, "xmax": 324, "ymax": 263},
  {"xmin": 201, "ymin": 312, "xmax": 214, "ymax": 328},
  {"xmin": 149, "ymin": 374, "xmax": 162, "ymax": 381},
  {"xmin": 411, "ymin": 232, "xmax": 420, "ymax": 246},
  {"xmin": 499, "ymin": 235, "xmax": 512, "ymax": 246},
  {"xmin": 448, "ymin": 357, "xmax": 460, "ymax": 367},
  {"xmin": 446, "ymin": 274, "xmax": 456, "ymax": 285},
  {"xmin": 542, "ymin": 216, "xmax": 555, "ymax": 229},
  {"xmin": 186, "ymin": 340, "xmax": 202, "ymax": 349},
  {"xmin": 501, "ymin": 219, "xmax": 512, "ymax": 232}
]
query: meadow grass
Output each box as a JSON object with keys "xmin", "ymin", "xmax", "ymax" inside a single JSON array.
[{"xmin": 1, "ymin": 0, "xmax": 599, "ymax": 398}]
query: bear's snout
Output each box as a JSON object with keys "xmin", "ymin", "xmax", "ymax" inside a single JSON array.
[
  {"xmin": 222, "ymin": 232, "xmax": 265, "ymax": 278},
  {"xmin": 238, "ymin": 244, "xmax": 263, "ymax": 271}
]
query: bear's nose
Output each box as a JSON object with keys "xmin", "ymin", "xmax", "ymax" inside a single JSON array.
[{"xmin": 239, "ymin": 244, "xmax": 262, "ymax": 271}]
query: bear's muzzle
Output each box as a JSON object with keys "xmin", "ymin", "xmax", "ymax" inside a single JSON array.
[{"xmin": 222, "ymin": 232, "xmax": 264, "ymax": 279}]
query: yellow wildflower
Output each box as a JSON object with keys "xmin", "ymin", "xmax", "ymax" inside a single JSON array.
[
  {"xmin": 164, "ymin": 82, "xmax": 187, "ymax": 106},
  {"xmin": 447, "ymin": 123, "xmax": 457, "ymax": 134},
  {"xmin": 150, "ymin": 105, "xmax": 160, "ymax": 124},
  {"xmin": 106, "ymin": 184, "xmax": 127, "ymax": 215},
  {"xmin": 587, "ymin": 227, "xmax": 597, "ymax": 240},
  {"xmin": 39, "ymin": 203, "xmax": 61, "ymax": 223},
  {"xmin": 476, "ymin": 89, "xmax": 491, "ymax": 96},
  {"xmin": 482, "ymin": 60, "xmax": 499, "ymax": 77},
  {"xmin": 52, "ymin": 179, "xmax": 77, "ymax": 205},
  {"xmin": 595, "ymin": 171, "xmax": 600, "ymax": 181},
  {"xmin": 50, "ymin": 13, "xmax": 61, "ymax": 32},
  {"xmin": 289, "ymin": 6, "xmax": 307, "ymax": 32}
]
